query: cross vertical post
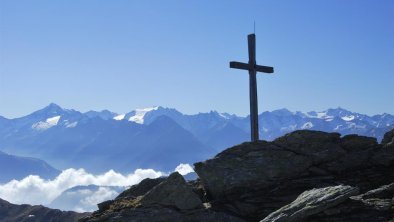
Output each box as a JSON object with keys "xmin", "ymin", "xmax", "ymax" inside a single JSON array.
[
  {"xmin": 248, "ymin": 34, "xmax": 259, "ymax": 142},
  {"xmin": 230, "ymin": 34, "xmax": 274, "ymax": 142}
]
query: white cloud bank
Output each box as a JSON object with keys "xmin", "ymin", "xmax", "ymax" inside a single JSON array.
[{"xmin": 0, "ymin": 164, "xmax": 195, "ymax": 212}]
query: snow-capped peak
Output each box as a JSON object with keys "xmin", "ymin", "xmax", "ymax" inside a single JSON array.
[{"xmin": 128, "ymin": 106, "xmax": 159, "ymax": 124}]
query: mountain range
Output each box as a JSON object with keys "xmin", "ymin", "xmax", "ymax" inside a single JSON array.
[{"xmin": 0, "ymin": 103, "xmax": 393, "ymax": 174}]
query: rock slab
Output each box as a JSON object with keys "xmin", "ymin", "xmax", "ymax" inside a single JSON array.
[{"xmin": 261, "ymin": 185, "xmax": 359, "ymax": 222}]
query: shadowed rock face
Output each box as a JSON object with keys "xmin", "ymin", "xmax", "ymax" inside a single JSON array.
[
  {"xmin": 194, "ymin": 129, "xmax": 394, "ymax": 221},
  {"xmin": 0, "ymin": 198, "xmax": 89, "ymax": 222},
  {"xmin": 382, "ymin": 130, "xmax": 394, "ymax": 145},
  {"xmin": 82, "ymin": 129, "xmax": 394, "ymax": 222}
]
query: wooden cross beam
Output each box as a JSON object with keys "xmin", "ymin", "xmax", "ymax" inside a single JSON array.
[{"xmin": 230, "ymin": 34, "xmax": 274, "ymax": 142}]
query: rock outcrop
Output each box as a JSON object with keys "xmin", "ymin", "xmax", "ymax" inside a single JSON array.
[
  {"xmin": 83, "ymin": 129, "xmax": 394, "ymax": 222},
  {"xmin": 194, "ymin": 130, "xmax": 394, "ymax": 220},
  {"xmin": 0, "ymin": 198, "xmax": 89, "ymax": 222}
]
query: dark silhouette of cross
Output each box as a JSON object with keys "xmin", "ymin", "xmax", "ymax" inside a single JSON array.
[{"xmin": 230, "ymin": 34, "xmax": 274, "ymax": 142}]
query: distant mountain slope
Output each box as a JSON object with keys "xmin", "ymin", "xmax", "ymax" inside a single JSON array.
[
  {"xmin": 0, "ymin": 103, "xmax": 392, "ymax": 173},
  {"xmin": 48, "ymin": 185, "xmax": 124, "ymax": 212},
  {"xmin": 0, "ymin": 151, "xmax": 59, "ymax": 183},
  {"xmin": 0, "ymin": 198, "xmax": 89, "ymax": 222}
]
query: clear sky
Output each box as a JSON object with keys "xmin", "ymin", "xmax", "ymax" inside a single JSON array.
[{"xmin": 1, "ymin": 0, "xmax": 393, "ymax": 118}]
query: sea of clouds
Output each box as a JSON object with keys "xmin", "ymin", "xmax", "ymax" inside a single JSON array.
[{"xmin": 0, "ymin": 163, "xmax": 194, "ymax": 212}]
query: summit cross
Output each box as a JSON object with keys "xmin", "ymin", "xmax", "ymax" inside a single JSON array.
[{"xmin": 230, "ymin": 34, "xmax": 274, "ymax": 142}]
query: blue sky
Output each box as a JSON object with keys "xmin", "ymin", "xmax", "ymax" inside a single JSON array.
[{"xmin": 0, "ymin": 0, "xmax": 393, "ymax": 118}]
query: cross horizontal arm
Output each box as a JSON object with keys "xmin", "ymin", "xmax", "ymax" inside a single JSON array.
[
  {"xmin": 230, "ymin": 61, "xmax": 249, "ymax": 70},
  {"xmin": 230, "ymin": 61, "xmax": 274, "ymax": 74},
  {"xmin": 255, "ymin": 65, "xmax": 274, "ymax": 73}
]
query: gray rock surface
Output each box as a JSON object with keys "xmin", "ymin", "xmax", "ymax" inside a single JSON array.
[
  {"xmin": 194, "ymin": 129, "xmax": 394, "ymax": 220},
  {"xmin": 308, "ymin": 182, "xmax": 394, "ymax": 221},
  {"xmin": 260, "ymin": 185, "xmax": 359, "ymax": 222}
]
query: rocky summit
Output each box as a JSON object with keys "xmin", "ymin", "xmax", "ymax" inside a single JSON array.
[{"xmin": 81, "ymin": 129, "xmax": 394, "ymax": 222}]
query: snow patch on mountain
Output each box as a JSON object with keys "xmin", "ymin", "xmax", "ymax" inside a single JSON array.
[
  {"xmin": 281, "ymin": 124, "xmax": 297, "ymax": 131},
  {"xmin": 113, "ymin": 114, "xmax": 125, "ymax": 121},
  {"xmin": 219, "ymin": 113, "xmax": 231, "ymax": 119},
  {"xmin": 301, "ymin": 122, "xmax": 314, "ymax": 129},
  {"xmin": 31, "ymin": 116, "xmax": 61, "ymax": 130},
  {"xmin": 342, "ymin": 115, "xmax": 355, "ymax": 121},
  {"xmin": 65, "ymin": 121, "xmax": 78, "ymax": 128},
  {"xmin": 128, "ymin": 106, "xmax": 159, "ymax": 124}
]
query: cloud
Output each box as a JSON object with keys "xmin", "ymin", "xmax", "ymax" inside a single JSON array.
[
  {"xmin": 80, "ymin": 187, "xmax": 118, "ymax": 210},
  {"xmin": 174, "ymin": 163, "xmax": 194, "ymax": 175},
  {"xmin": 0, "ymin": 163, "xmax": 195, "ymax": 212},
  {"xmin": 58, "ymin": 187, "xmax": 121, "ymax": 212},
  {"xmin": 0, "ymin": 168, "xmax": 165, "ymax": 206}
]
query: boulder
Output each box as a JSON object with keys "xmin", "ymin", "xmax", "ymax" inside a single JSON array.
[
  {"xmin": 140, "ymin": 172, "xmax": 203, "ymax": 210},
  {"xmin": 260, "ymin": 185, "xmax": 359, "ymax": 222}
]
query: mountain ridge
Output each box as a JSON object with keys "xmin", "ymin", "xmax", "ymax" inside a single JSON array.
[
  {"xmin": 0, "ymin": 151, "xmax": 59, "ymax": 183},
  {"xmin": 0, "ymin": 103, "xmax": 393, "ymax": 173}
]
